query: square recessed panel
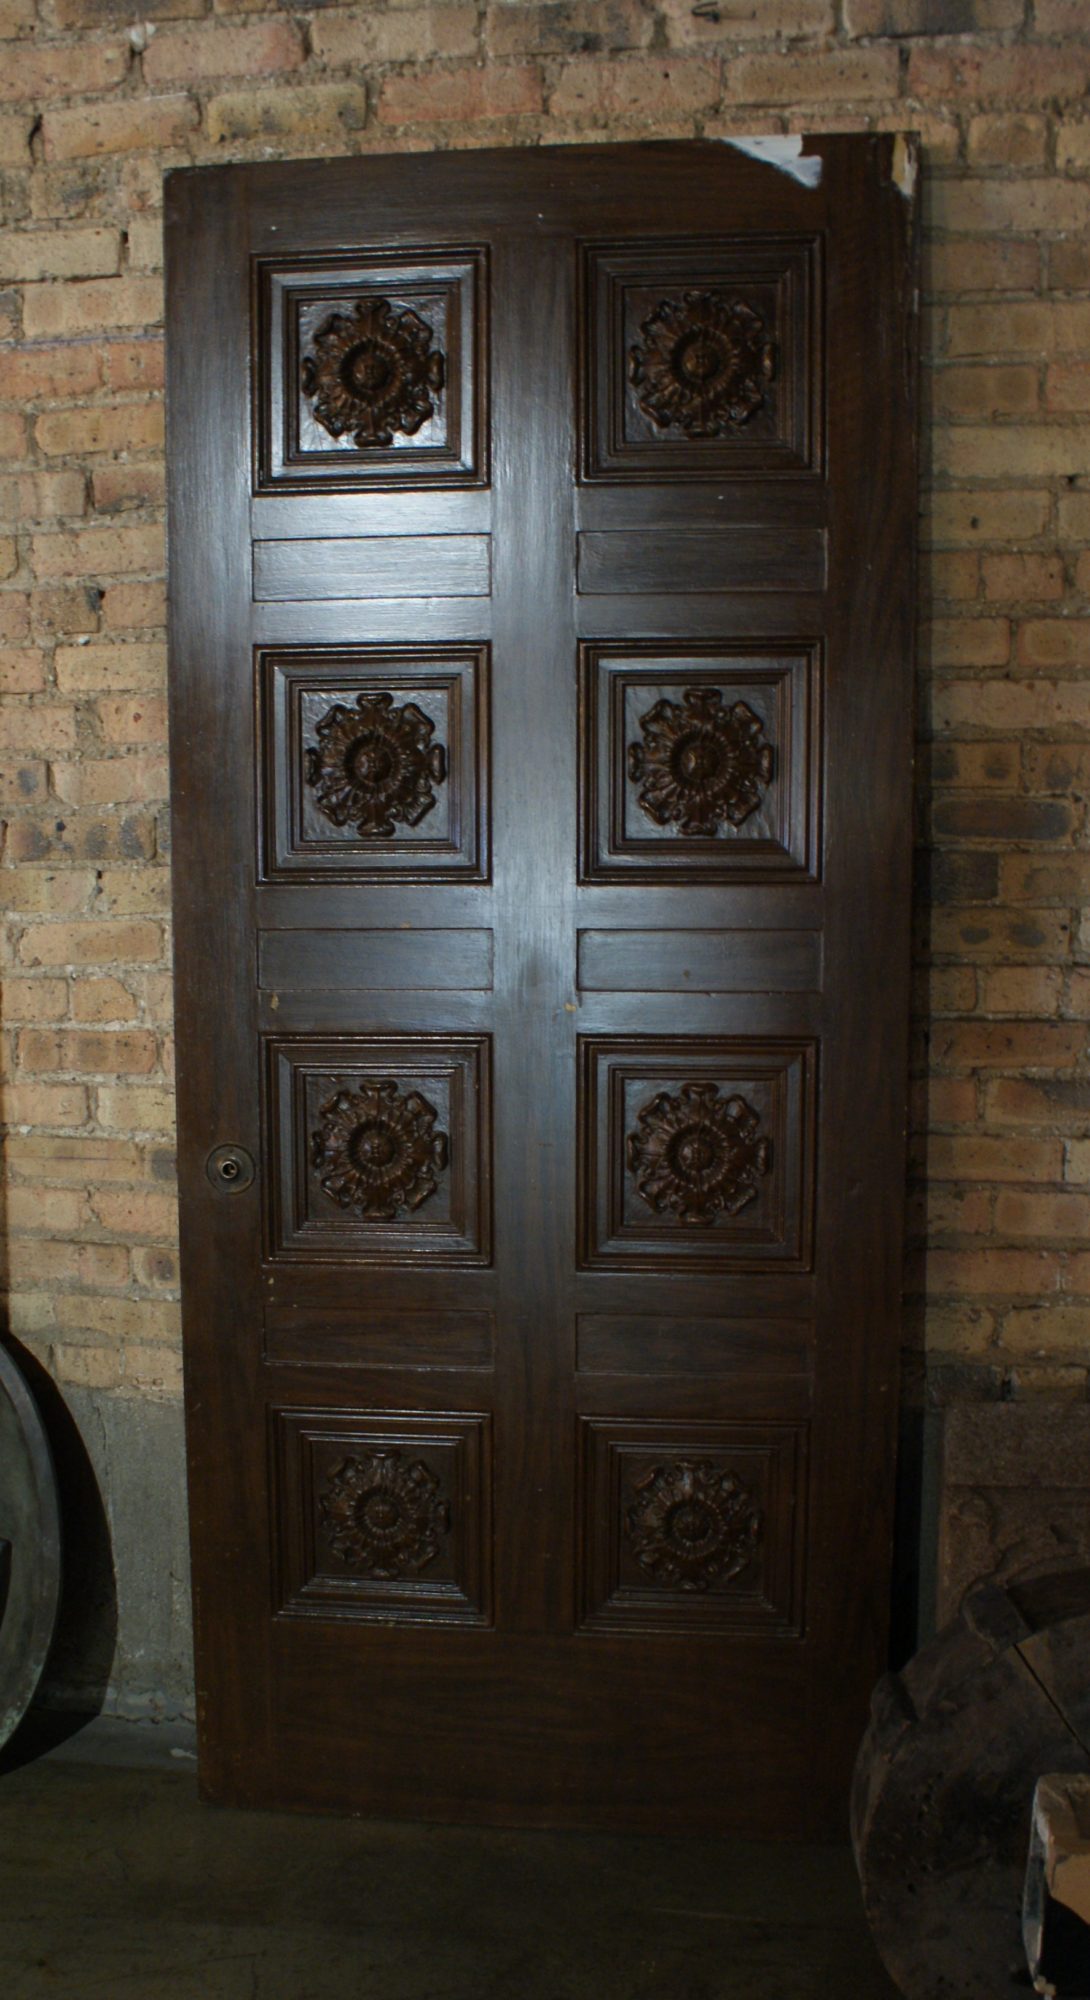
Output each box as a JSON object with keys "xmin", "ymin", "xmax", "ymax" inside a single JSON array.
[
  {"xmin": 579, "ymin": 1036, "xmax": 815, "ymax": 1273},
  {"xmin": 266, "ymin": 1035, "xmax": 491, "ymax": 1266},
  {"xmin": 272, "ymin": 1406, "xmax": 492, "ymax": 1626},
  {"xmin": 578, "ymin": 1417, "xmax": 807, "ymax": 1637},
  {"xmin": 258, "ymin": 646, "xmax": 489, "ymax": 884},
  {"xmin": 582, "ymin": 237, "xmax": 821, "ymax": 482},
  {"xmin": 255, "ymin": 248, "xmax": 487, "ymax": 492},
  {"xmin": 579, "ymin": 642, "xmax": 821, "ymax": 884}
]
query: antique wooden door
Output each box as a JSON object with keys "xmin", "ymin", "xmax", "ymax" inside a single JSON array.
[{"xmin": 165, "ymin": 138, "xmax": 917, "ymax": 1836}]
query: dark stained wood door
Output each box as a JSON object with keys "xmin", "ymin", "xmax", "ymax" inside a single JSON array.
[{"xmin": 165, "ymin": 138, "xmax": 917, "ymax": 1837}]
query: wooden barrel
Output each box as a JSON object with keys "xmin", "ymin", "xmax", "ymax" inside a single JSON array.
[
  {"xmin": 0, "ymin": 1339, "xmax": 61, "ymax": 1748},
  {"xmin": 852, "ymin": 1567, "xmax": 1090, "ymax": 1999}
]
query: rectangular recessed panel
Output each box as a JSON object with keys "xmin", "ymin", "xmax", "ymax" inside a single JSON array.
[
  {"xmin": 272, "ymin": 1406, "xmax": 492, "ymax": 1626},
  {"xmin": 265, "ymin": 1306, "xmax": 493, "ymax": 1369},
  {"xmin": 259, "ymin": 930, "xmax": 494, "ymax": 992},
  {"xmin": 258, "ymin": 644, "xmax": 490, "ymax": 885},
  {"xmin": 576, "ymin": 1315, "xmax": 814, "ymax": 1377},
  {"xmin": 578, "ymin": 930, "xmax": 821, "ymax": 994},
  {"xmin": 267, "ymin": 1033, "xmax": 491, "ymax": 1266},
  {"xmin": 578, "ymin": 1416, "xmax": 807, "ymax": 1637},
  {"xmin": 579, "ymin": 641, "xmax": 822, "ymax": 885},
  {"xmin": 254, "ymin": 535, "xmax": 492, "ymax": 601},
  {"xmin": 577, "ymin": 528, "xmax": 826, "ymax": 595},
  {"xmin": 579, "ymin": 1034, "xmax": 816, "ymax": 1273},
  {"xmin": 581, "ymin": 236, "xmax": 822, "ymax": 482},
  {"xmin": 255, "ymin": 248, "xmax": 488, "ymax": 493}
]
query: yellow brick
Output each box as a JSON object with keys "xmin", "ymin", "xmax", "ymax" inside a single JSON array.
[
  {"xmin": 43, "ymin": 94, "xmax": 199, "ymax": 163},
  {"xmin": 123, "ymin": 1343, "xmax": 183, "ymax": 1396},
  {"xmin": 923, "ymin": 490, "xmax": 1051, "ymax": 547},
  {"xmin": 930, "ymin": 179, "xmax": 1090, "ymax": 237},
  {"xmin": 967, "ymin": 115, "xmax": 1048, "ymax": 170},
  {"xmin": 50, "ymin": 754, "xmax": 169, "ymax": 807},
  {"xmin": 0, "ymin": 227, "xmax": 121, "ymax": 282},
  {"xmin": 35, "ymin": 403, "xmax": 164, "ymax": 458},
  {"xmin": 143, "ymin": 19, "xmax": 304, "ymax": 86},
  {"xmin": 318, "ymin": 4, "xmax": 479, "ymax": 64},
  {"xmin": 936, "ymin": 425, "xmax": 1090, "ymax": 480},
  {"xmin": 52, "ymin": 1345, "xmax": 122, "ymax": 1390},
  {"xmin": 96, "ymin": 1084, "xmax": 175, "ymax": 1132},
  {"xmin": 725, "ymin": 46, "xmax": 899, "ymax": 102},
  {"xmin": 932, "ymin": 366, "xmax": 1038, "ymax": 419},
  {"xmin": 31, "ymin": 523, "xmax": 164, "ymax": 579},
  {"xmin": 381, "ymin": 60, "xmax": 548, "ymax": 123},
  {"xmin": 53, "ymin": 643, "xmax": 166, "ymax": 695},
  {"xmin": 205, "ymin": 82, "xmax": 368, "ymax": 148},
  {"xmin": 18, "ymin": 918, "xmax": 163, "ymax": 967},
  {"xmin": 22, "ymin": 276, "xmax": 163, "ymax": 340}
]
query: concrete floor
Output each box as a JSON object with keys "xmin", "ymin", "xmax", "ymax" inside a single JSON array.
[{"xmin": 0, "ymin": 1716, "xmax": 898, "ymax": 2000}]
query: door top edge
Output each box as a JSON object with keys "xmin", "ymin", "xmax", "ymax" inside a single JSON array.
[{"xmin": 163, "ymin": 130, "xmax": 915, "ymax": 208}]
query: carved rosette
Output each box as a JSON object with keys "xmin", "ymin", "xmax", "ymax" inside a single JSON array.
[
  {"xmin": 625, "ymin": 1459, "xmax": 763, "ymax": 1592},
  {"xmin": 310, "ymin": 1079, "xmax": 448, "ymax": 1221},
  {"xmin": 301, "ymin": 295, "xmax": 446, "ymax": 449},
  {"xmin": 304, "ymin": 691, "xmax": 447, "ymax": 840},
  {"xmin": 627, "ymin": 687, "xmax": 774, "ymax": 839},
  {"xmin": 629, "ymin": 290, "xmax": 775, "ymax": 439},
  {"xmin": 625, "ymin": 1081, "xmax": 771, "ymax": 1227},
  {"xmin": 319, "ymin": 1449, "xmax": 450, "ymax": 1579}
]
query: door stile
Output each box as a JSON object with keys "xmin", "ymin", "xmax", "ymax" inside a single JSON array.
[
  {"xmin": 490, "ymin": 229, "xmax": 579, "ymax": 1636},
  {"xmin": 807, "ymin": 145, "xmax": 918, "ymax": 1774},
  {"xmin": 165, "ymin": 167, "xmax": 273, "ymax": 1795}
]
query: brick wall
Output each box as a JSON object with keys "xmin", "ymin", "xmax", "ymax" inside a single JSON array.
[{"xmin": 1, "ymin": 0, "xmax": 1089, "ymax": 1706}]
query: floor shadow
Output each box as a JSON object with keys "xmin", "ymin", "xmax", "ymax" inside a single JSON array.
[{"xmin": 0, "ymin": 1701, "xmax": 98, "ymax": 1776}]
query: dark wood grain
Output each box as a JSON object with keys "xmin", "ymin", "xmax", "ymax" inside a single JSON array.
[
  {"xmin": 576, "ymin": 526, "xmax": 826, "ymax": 595},
  {"xmin": 575, "ymin": 1313, "xmax": 814, "ymax": 1377},
  {"xmin": 577, "ymin": 928, "xmax": 822, "ymax": 992},
  {"xmin": 166, "ymin": 136, "xmax": 917, "ymax": 1835},
  {"xmin": 254, "ymin": 534, "xmax": 491, "ymax": 600},
  {"xmin": 264, "ymin": 1306, "xmax": 494, "ymax": 1370},
  {"xmin": 258, "ymin": 930, "xmax": 494, "ymax": 991}
]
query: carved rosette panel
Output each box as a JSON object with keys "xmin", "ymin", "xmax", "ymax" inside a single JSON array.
[
  {"xmin": 304, "ymin": 691, "xmax": 448, "ymax": 840},
  {"xmin": 627, "ymin": 687, "xmax": 774, "ymax": 839},
  {"xmin": 625, "ymin": 1459, "xmax": 763, "ymax": 1593},
  {"xmin": 624, "ymin": 1088, "xmax": 768, "ymax": 1224},
  {"xmin": 318, "ymin": 1448, "xmax": 450, "ymax": 1580},
  {"xmin": 310, "ymin": 1079, "xmax": 448, "ymax": 1221},
  {"xmin": 628, "ymin": 291, "xmax": 775, "ymax": 440},
  {"xmin": 301, "ymin": 296, "xmax": 446, "ymax": 449},
  {"xmin": 625, "ymin": 1082, "xmax": 771, "ymax": 1227}
]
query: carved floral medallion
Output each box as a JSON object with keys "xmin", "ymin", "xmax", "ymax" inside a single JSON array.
[
  {"xmin": 319, "ymin": 1449, "xmax": 450, "ymax": 1578},
  {"xmin": 629, "ymin": 291, "xmax": 775, "ymax": 439},
  {"xmin": 625, "ymin": 1081, "xmax": 771, "ymax": 1227},
  {"xmin": 301, "ymin": 295, "xmax": 446, "ymax": 449},
  {"xmin": 625, "ymin": 1459, "xmax": 763, "ymax": 1592},
  {"xmin": 304, "ymin": 691, "xmax": 447, "ymax": 840},
  {"xmin": 627, "ymin": 687, "xmax": 773, "ymax": 839},
  {"xmin": 310, "ymin": 1079, "xmax": 449, "ymax": 1221}
]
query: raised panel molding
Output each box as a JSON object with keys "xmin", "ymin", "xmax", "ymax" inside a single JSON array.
[
  {"xmin": 581, "ymin": 237, "xmax": 822, "ymax": 482},
  {"xmin": 578, "ymin": 1417, "xmax": 807, "ymax": 1636},
  {"xmin": 272, "ymin": 1406, "xmax": 492, "ymax": 1625},
  {"xmin": 258, "ymin": 645, "xmax": 490, "ymax": 883},
  {"xmin": 575, "ymin": 527, "xmax": 827, "ymax": 596},
  {"xmin": 576, "ymin": 929, "xmax": 821, "ymax": 995},
  {"xmin": 578, "ymin": 1035, "xmax": 816, "ymax": 1273},
  {"xmin": 579, "ymin": 642, "xmax": 821, "ymax": 885},
  {"xmin": 255, "ymin": 247, "xmax": 488, "ymax": 492},
  {"xmin": 253, "ymin": 534, "xmax": 492, "ymax": 602},
  {"xmin": 264, "ymin": 1307, "xmax": 494, "ymax": 1370},
  {"xmin": 266, "ymin": 1034, "xmax": 492, "ymax": 1265}
]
